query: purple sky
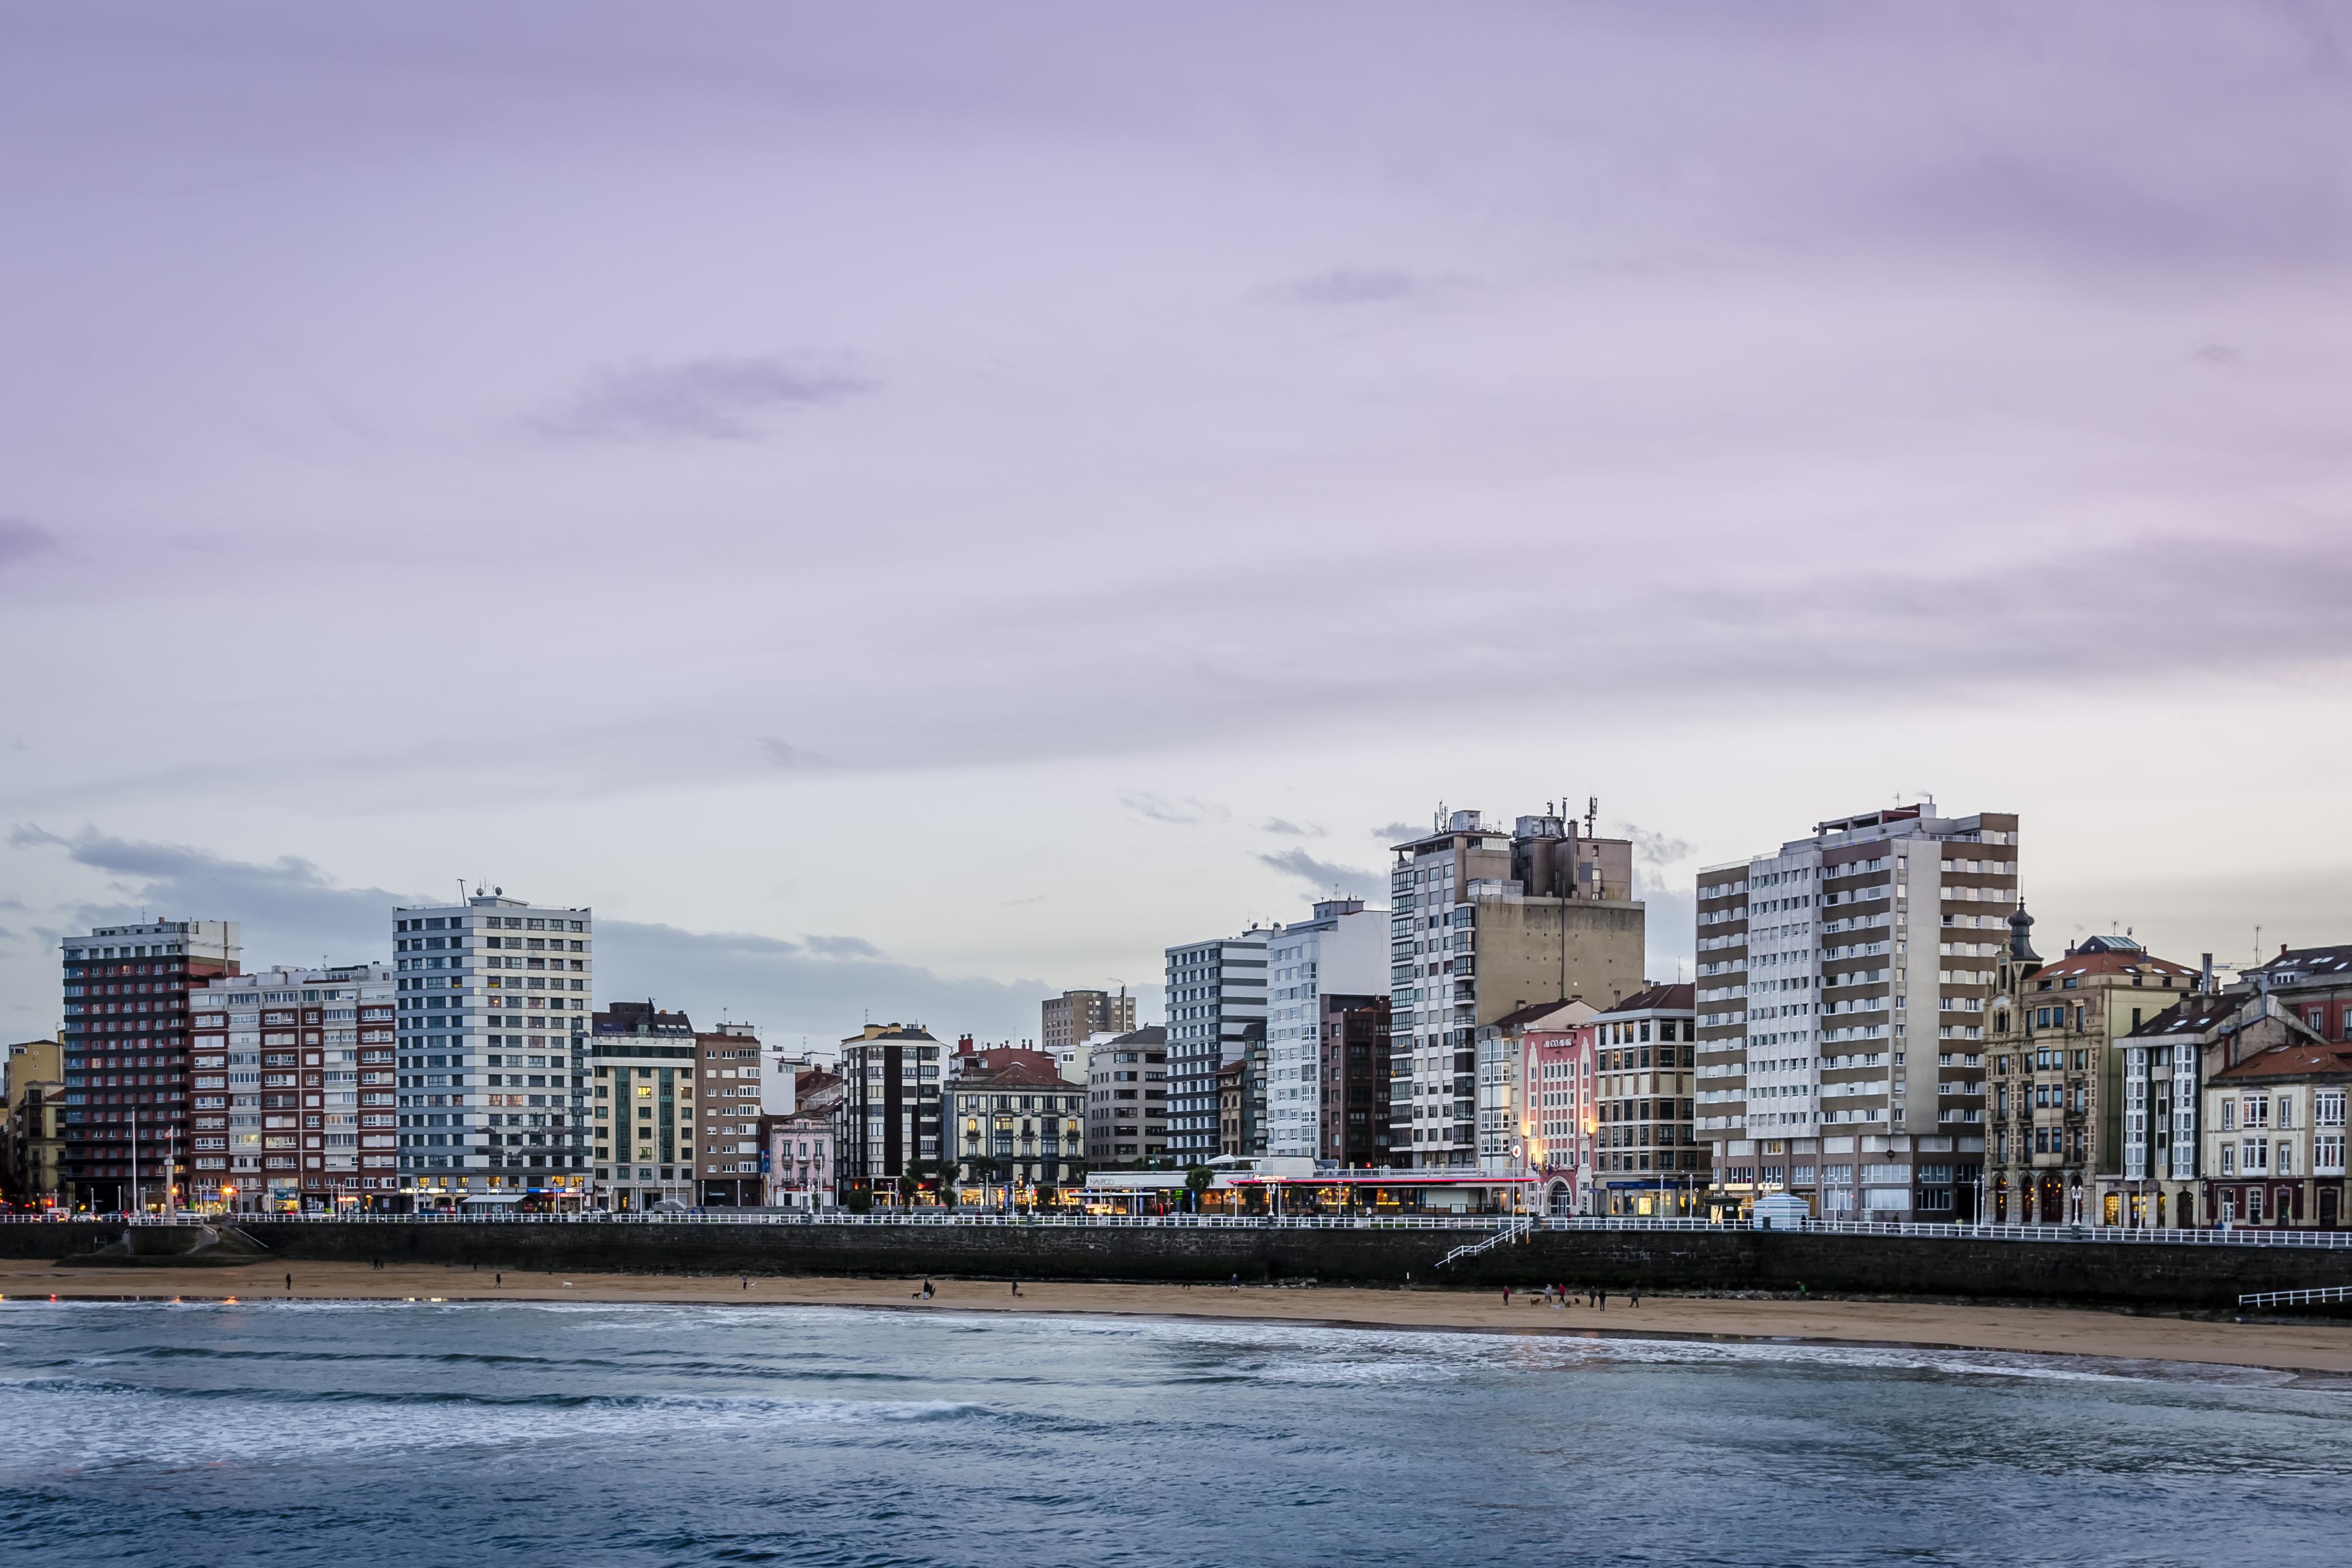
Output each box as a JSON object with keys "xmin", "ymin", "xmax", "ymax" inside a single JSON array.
[{"xmin": 5, "ymin": 4, "xmax": 2350, "ymax": 1050}]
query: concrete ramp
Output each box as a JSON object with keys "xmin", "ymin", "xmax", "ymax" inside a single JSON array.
[{"xmin": 74, "ymin": 1224, "xmax": 271, "ymax": 1268}]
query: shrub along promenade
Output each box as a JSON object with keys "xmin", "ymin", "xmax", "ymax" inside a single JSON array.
[{"xmin": 5, "ymin": 1215, "xmax": 2352, "ymax": 1311}]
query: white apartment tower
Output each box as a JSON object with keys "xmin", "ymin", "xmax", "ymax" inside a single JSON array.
[
  {"xmin": 1694, "ymin": 801, "xmax": 2016, "ymax": 1221},
  {"xmin": 1263, "ymin": 899, "xmax": 1389, "ymax": 1158},
  {"xmin": 1164, "ymin": 931, "xmax": 1270, "ymax": 1161},
  {"xmin": 393, "ymin": 891, "xmax": 593, "ymax": 1208}
]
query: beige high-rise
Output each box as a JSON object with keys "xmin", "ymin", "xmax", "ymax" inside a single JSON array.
[
  {"xmin": 1041, "ymin": 988, "xmax": 1136, "ymax": 1054},
  {"xmin": 1390, "ymin": 809, "xmax": 1646, "ymax": 1171}
]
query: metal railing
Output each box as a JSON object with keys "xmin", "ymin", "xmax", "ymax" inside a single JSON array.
[
  {"xmin": 2237, "ymin": 1284, "xmax": 2352, "ymax": 1309},
  {"xmin": 1, "ymin": 1211, "xmax": 2340, "ymax": 1248},
  {"xmin": 1438, "ymin": 1215, "xmax": 1534, "ymax": 1267}
]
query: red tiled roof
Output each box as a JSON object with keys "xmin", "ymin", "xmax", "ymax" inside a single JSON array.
[
  {"xmin": 1600, "ymin": 982, "xmax": 1694, "ymax": 1016},
  {"xmin": 2034, "ymin": 950, "xmax": 2198, "ymax": 982},
  {"xmin": 954, "ymin": 1057, "xmax": 1071, "ymax": 1090},
  {"xmin": 2213, "ymin": 1044, "xmax": 2352, "ymax": 1081}
]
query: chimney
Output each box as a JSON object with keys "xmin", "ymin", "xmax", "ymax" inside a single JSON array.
[{"xmin": 2200, "ymin": 953, "xmax": 2213, "ymax": 995}]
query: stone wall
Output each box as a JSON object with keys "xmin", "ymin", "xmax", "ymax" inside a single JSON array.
[{"xmin": 12, "ymin": 1221, "xmax": 2352, "ymax": 1308}]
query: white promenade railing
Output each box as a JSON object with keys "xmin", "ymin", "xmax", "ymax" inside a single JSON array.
[
  {"xmin": 5, "ymin": 1212, "xmax": 2344, "ymax": 1249},
  {"xmin": 2237, "ymin": 1284, "xmax": 2352, "ymax": 1308}
]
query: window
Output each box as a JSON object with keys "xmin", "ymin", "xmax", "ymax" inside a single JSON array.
[{"xmin": 2319, "ymin": 1092, "xmax": 2347, "ymax": 1129}]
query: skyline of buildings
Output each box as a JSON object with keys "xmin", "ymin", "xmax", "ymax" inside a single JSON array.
[{"xmin": 12, "ymin": 794, "xmax": 2351, "ymax": 1227}]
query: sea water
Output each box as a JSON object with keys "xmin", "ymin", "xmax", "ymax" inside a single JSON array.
[{"xmin": 1, "ymin": 1299, "xmax": 2344, "ymax": 1565}]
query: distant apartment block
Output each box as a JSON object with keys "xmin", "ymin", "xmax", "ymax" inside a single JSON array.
[
  {"xmin": 1695, "ymin": 800, "xmax": 2016, "ymax": 1221},
  {"xmin": 190, "ymin": 962, "xmax": 396, "ymax": 1211},
  {"xmin": 1085, "ymin": 1025, "xmax": 1167, "ymax": 1163},
  {"xmin": 1390, "ymin": 809, "xmax": 1646, "ymax": 1170},
  {"xmin": 696, "ymin": 1022, "xmax": 765, "ymax": 1206},
  {"xmin": 1041, "ymin": 988, "xmax": 1135, "ymax": 1054},
  {"xmin": 1318, "ymin": 995, "xmax": 1392, "ymax": 1168},
  {"xmin": 1263, "ymin": 899, "xmax": 1387, "ymax": 1157},
  {"xmin": 592, "ymin": 1001, "xmax": 698, "ymax": 1211},
  {"xmin": 395, "ymin": 892, "xmax": 594, "ymax": 1209},
  {"xmin": 839, "ymin": 1023, "xmax": 944, "ymax": 1196},
  {"xmin": 1164, "ymin": 931, "xmax": 1269, "ymax": 1160},
  {"xmin": 60, "ymin": 919, "xmax": 241, "ymax": 1212}
]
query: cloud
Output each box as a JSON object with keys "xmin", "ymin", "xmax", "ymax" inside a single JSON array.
[
  {"xmin": 11, "ymin": 826, "xmax": 1041, "ymax": 1046},
  {"xmin": 1257, "ymin": 848, "xmax": 1380, "ymax": 897},
  {"xmin": 1260, "ymin": 818, "xmax": 1323, "ymax": 837},
  {"xmin": 1372, "ymin": 822, "xmax": 1422, "ymax": 842},
  {"xmin": 1122, "ymin": 792, "xmax": 1226, "ymax": 826},
  {"xmin": 532, "ymin": 353, "xmax": 878, "ymax": 442},
  {"xmin": 801, "ymin": 934, "xmax": 882, "ymax": 959},
  {"xmin": 1618, "ymin": 824, "xmax": 1696, "ymax": 867},
  {"xmin": 758, "ymin": 737, "xmax": 833, "ymax": 769},
  {"xmin": 595, "ymin": 919, "xmax": 1042, "ymax": 1050},
  {"xmin": 0, "ymin": 518, "xmax": 58, "ymax": 570},
  {"xmin": 1272, "ymin": 266, "xmax": 1464, "ymax": 306}
]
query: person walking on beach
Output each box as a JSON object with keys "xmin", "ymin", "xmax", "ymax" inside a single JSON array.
[
  {"xmin": 1502, "ymin": 1286, "xmax": 1511, "ymax": 1306},
  {"xmin": 1629, "ymin": 1286, "xmax": 1640, "ymax": 1308},
  {"xmin": 1597, "ymin": 1287, "xmax": 1607, "ymax": 1311},
  {"xmin": 285, "ymin": 1273, "xmax": 292, "ymax": 1293}
]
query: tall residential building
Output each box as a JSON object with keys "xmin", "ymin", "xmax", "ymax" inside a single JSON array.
[
  {"xmin": 1982, "ymin": 924, "xmax": 2198, "ymax": 1226},
  {"xmin": 1695, "ymin": 801, "xmax": 2016, "ymax": 1221},
  {"xmin": 1164, "ymin": 931, "xmax": 1270, "ymax": 1160},
  {"xmin": 394, "ymin": 893, "xmax": 594, "ymax": 1209},
  {"xmin": 1388, "ymin": 810, "xmax": 1645, "ymax": 1170},
  {"xmin": 189, "ymin": 963, "xmax": 397, "ymax": 1211},
  {"xmin": 838, "ymin": 1023, "xmax": 944, "ymax": 1199},
  {"xmin": 1318, "ymin": 995, "xmax": 1393, "ymax": 1168},
  {"xmin": 695, "ymin": 1023, "xmax": 765, "ymax": 1206},
  {"xmin": 60, "ymin": 919, "xmax": 241, "ymax": 1212},
  {"xmin": 1262, "ymin": 900, "xmax": 1388, "ymax": 1157},
  {"xmin": 1085, "ymin": 1024, "xmax": 1168, "ymax": 1164},
  {"xmin": 1041, "ymin": 988, "xmax": 1136, "ymax": 1054},
  {"xmin": 592, "ymin": 1001, "xmax": 699, "ymax": 1211}
]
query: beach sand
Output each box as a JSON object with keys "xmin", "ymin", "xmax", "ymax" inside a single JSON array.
[{"xmin": 6, "ymin": 1258, "xmax": 2348, "ymax": 1377}]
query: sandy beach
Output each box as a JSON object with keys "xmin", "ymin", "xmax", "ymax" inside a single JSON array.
[{"xmin": 6, "ymin": 1258, "xmax": 2349, "ymax": 1377}]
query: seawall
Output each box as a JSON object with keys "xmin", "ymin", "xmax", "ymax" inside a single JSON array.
[{"xmin": 11, "ymin": 1222, "xmax": 2352, "ymax": 1310}]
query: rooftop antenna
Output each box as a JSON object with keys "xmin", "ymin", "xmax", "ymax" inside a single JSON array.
[{"xmin": 1585, "ymin": 796, "xmax": 1598, "ymax": 838}]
